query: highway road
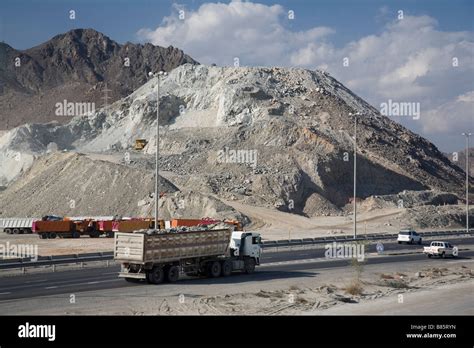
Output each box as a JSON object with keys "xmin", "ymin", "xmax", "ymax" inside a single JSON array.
[{"xmin": 0, "ymin": 237, "xmax": 472, "ymax": 302}]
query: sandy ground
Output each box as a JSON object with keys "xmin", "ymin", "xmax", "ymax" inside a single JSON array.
[
  {"xmin": 0, "ymin": 233, "xmax": 113, "ymax": 256},
  {"xmin": 321, "ymin": 280, "xmax": 474, "ymax": 315},
  {"xmin": 224, "ymin": 199, "xmax": 406, "ymax": 239},
  {"xmin": 0, "ymin": 200, "xmax": 467, "ymax": 256}
]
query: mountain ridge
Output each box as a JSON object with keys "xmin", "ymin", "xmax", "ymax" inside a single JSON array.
[{"xmin": 0, "ymin": 28, "xmax": 198, "ymax": 129}]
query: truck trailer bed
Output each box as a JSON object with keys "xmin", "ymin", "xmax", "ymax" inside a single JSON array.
[{"xmin": 114, "ymin": 228, "xmax": 232, "ymax": 264}]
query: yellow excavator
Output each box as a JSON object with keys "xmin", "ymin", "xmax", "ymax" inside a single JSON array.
[{"xmin": 134, "ymin": 139, "xmax": 148, "ymax": 150}]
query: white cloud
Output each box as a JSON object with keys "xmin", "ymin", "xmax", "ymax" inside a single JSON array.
[
  {"xmin": 421, "ymin": 91, "xmax": 474, "ymax": 134},
  {"xmin": 137, "ymin": 0, "xmax": 334, "ymax": 67},
  {"xmin": 137, "ymin": 1, "xmax": 474, "ymax": 151}
]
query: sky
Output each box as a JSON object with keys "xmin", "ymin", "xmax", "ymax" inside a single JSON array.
[{"xmin": 0, "ymin": 0, "xmax": 473, "ymax": 152}]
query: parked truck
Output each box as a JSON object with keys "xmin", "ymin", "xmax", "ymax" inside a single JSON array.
[
  {"xmin": 97, "ymin": 218, "xmax": 164, "ymax": 237},
  {"xmin": 32, "ymin": 219, "xmax": 76, "ymax": 239},
  {"xmin": 33, "ymin": 216, "xmax": 104, "ymax": 239},
  {"xmin": 114, "ymin": 228, "xmax": 262, "ymax": 284},
  {"xmin": 166, "ymin": 218, "xmax": 243, "ymax": 231},
  {"xmin": 0, "ymin": 218, "xmax": 37, "ymax": 234}
]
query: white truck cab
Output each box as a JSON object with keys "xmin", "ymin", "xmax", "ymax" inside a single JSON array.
[{"xmin": 230, "ymin": 232, "xmax": 262, "ymax": 263}]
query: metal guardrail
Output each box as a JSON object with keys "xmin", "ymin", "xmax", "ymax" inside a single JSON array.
[
  {"xmin": 260, "ymin": 229, "xmax": 473, "ymax": 249},
  {"xmin": 0, "ymin": 229, "xmax": 471, "ymax": 270},
  {"xmin": 0, "ymin": 252, "xmax": 114, "ymax": 269}
]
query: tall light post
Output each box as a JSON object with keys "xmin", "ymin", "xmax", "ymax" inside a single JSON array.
[
  {"xmin": 148, "ymin": 71, "xmax": 167, "ymax": 231},
  {"xmin": 461, "ymin": 132, "xmax": 472, "ymax": 233},
  {"xmin": 349, "ymin": 112, "xmax": 361, "ymax": 239}
]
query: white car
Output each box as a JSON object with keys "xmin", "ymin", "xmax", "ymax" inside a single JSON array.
[
  {"xmin": 423, "ymin": 241, "xmax": 458, "ymax": 258},
  {"xmin": 397, "ymin": 230, "xmax": 422, "ymax": 244}
]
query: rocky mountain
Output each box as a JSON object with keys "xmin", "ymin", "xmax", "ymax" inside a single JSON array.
[
  {"xmin": 444, "ymin": 147, "xmax": 474, "ymax": 177},
  {"xmin": 0, "ymin": 28, "xmax": 197, "ymax": 129},
  {"xmin": 0, "ymin": 64, "xmax": 469, "ymax": 218}
]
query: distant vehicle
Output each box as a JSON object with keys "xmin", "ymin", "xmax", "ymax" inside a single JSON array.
[
  {"xmin": 423, "ymin": 241, "xmax": 458, "ymax": 258},
  {"xmin": 41, "ymin": 215, "xmax": 63, "ymax": 221},
  {"xmin": 0, "ymin": 218, "xmax": 37, "ymax": 234},
  {"xmin": 134, "ymin": 139, "xmax": 148, "ymax": 150},
  {"xmin": 397, "ymin": 229, "xmax": 422, "ymax": 244}
]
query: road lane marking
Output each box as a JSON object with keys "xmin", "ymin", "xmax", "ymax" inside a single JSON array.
[
  {"xmin": 40, "ymin": 279, "xmax": 122, "ymax": 289},
  {"xmin": 77, "ymin": 279, "xmax": 122, "ymax": 286},
  {"xmin": 0, "ymin": 292, "xmax": 11, "ymax": 295}
]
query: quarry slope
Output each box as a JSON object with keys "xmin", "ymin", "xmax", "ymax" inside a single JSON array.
[{"xmin": 0, "ymin": 64, "xmax": 469, "ymax": 218}]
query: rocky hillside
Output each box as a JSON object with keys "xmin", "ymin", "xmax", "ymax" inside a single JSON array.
[
  {"xmin": 0, "ymin": 152, "xmax": 245, "ymax": 221},
  {"xmin": 0, "ymin": 28, "xmax": 197, "ymax": 129},
  {"xmin": 445, "ymin": 148, "xmax": 474, "ymax": 177},
  {"xmin": 0, "ymin": 64, "xmax": 469, "ymax": 217}
]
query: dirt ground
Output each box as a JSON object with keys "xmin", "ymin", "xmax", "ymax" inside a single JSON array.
[
  {"xmin": 226, "ymin": 200, "xmax": 407, "ymax": 239},
  {"xmin": 0, "ymin": 201, "xmax": 467, "ymax": 256}
]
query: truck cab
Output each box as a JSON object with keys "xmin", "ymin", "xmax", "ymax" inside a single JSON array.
[{"xmin": 230, "ymin": 232, "xmax": 262, "ymax": 264}]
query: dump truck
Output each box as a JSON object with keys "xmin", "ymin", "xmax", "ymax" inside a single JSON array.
[
  {"xmin": 0, "ymin": 218, "xmax": 37, "ymax": 234},
  {"xmin": 32, "ymin": 220, "xmax": 76, "ymax": 239},
  {"xmin": 114, "ymin": 228, "xmax": 262, "ymax": 284},
  {"xmin": 98, "ymin": 218, "xmax": 164, "ymax": 237},
  {"xmin": 134, "ymin": 139, "xmax": 148, "ymax": 150},
  {"xmin": 166, "ymin": 218, "xmax": 243, "ymax": 231},
  {"xmin": 33, "ymin": 216, "xmax": 103, "ymax": 239}
]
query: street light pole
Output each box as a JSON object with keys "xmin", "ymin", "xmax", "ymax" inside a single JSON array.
[
  {"xmin": 462, "ymin": 132, "xmax": 472, "ymax": 233},
  {"xmin": 350, "ymin": 112, "xmax": 361, "ymax": 239},
  {"xmin": 149, "ymin": 71, "xmax": 167, "ymax": 231}
]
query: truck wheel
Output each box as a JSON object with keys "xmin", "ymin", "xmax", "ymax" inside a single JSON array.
[
  {"xmin": 166, "ymin": 266, "xmax": 180, "ymax": 282},
  {"xmin": 410, "ymin": 239, "xmax": 414, "ymax": 244},
  {"xmin": 221, "ymin": 260, "xmax": 232, "ymax": 277},
  {"xmin": 40, "ymin": 233, "xmax": 47, "ymax": 239},
  {"xmin": 441, "ymin": 252, "xmax": 445, "ymax": 259},
  {"xmin": 147, "ymin": 267, "xmax": 164, "ymax": 284},
  {"xmin": 4, "ymin": 228, "xmax": 11, "ymax": 234},
  {"xmin": 244, "ymin": 258, "xmax": 256, "ymax": 274},
  {"xmin": 428, "ymin": 254, "xmax": 432, "ymax": 258},
  {"xmin": 89, "ymin": 231, "xmax": 100, "ymax": 238},
  {"xmin": 13, "ymin": 229, "xmax": 20, "ymax": 234},
  {"xmin": 106, "ymin": 232, "xmax": 114, "ymax": 238},
  {"xmin": 49, "ymin": 232, "xmax": 57, "ymax": 239},
  {"xmin": 397, "ymin": 241, "xmax": 401, "ymax": 244},
  {"xmin": 207, "ymin": 261, "xmax": 221, "ymax": 278},
  {"xmin": 71, "ymin": 231, "xmax": 80, "ymax": 239},
  {"xmin": 418, "ymin": 239, "xmax": 422, "ymax": 245}
]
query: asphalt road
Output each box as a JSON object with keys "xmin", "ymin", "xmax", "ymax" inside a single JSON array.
[{"xmin": 0, "ymin": 237, "xmax": 472, "ymax": 302}]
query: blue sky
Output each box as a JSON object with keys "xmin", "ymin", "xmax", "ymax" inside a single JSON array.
[
  {"xmin": 0, "ymin": 0, "xmax": 473, "ymax": 152},
  {"xmin": 1, "ymin": 0, "xmax": 472, "ymax": 49}
]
